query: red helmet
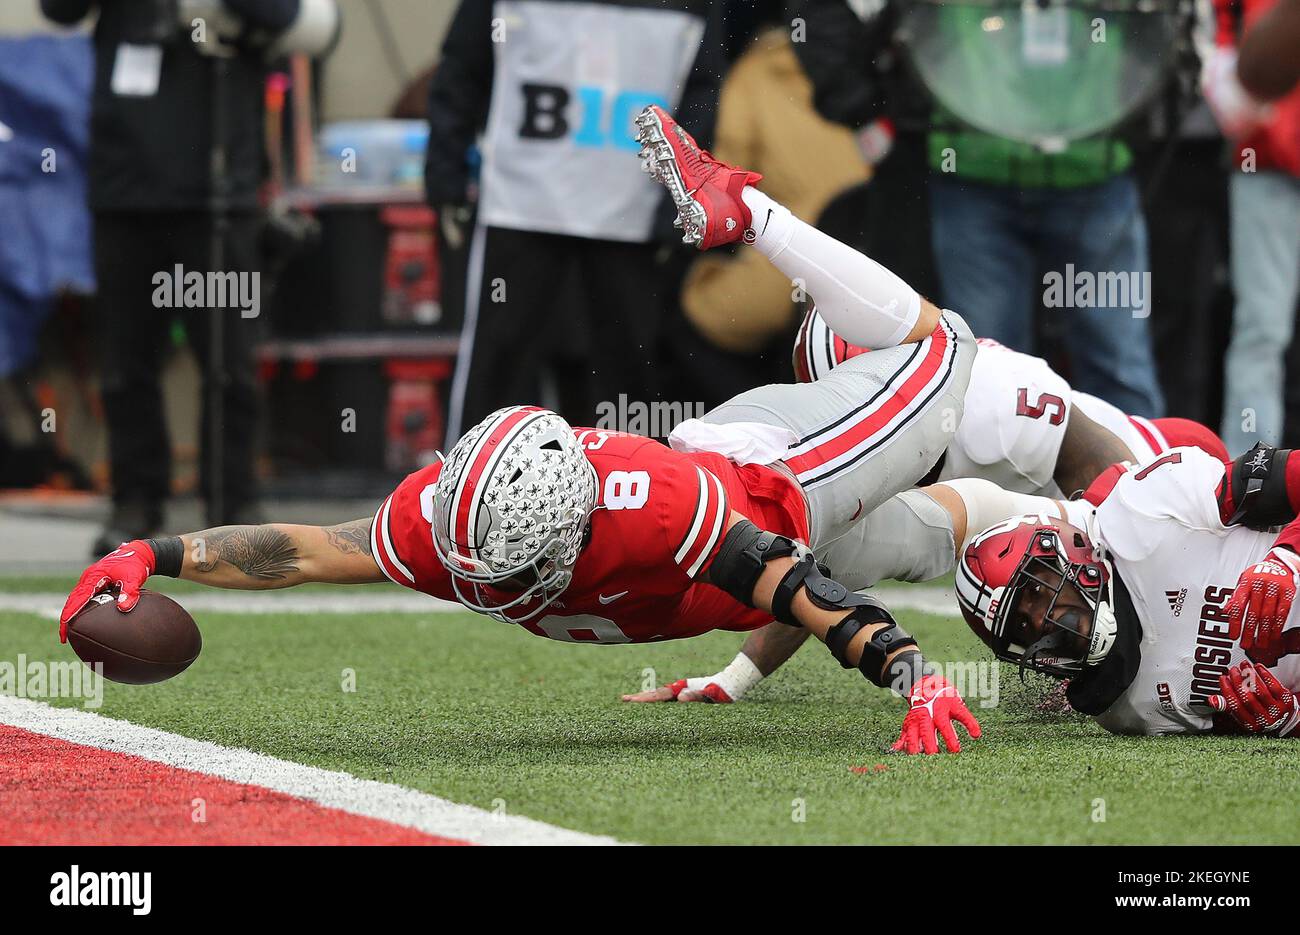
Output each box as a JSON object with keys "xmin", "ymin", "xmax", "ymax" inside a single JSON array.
[
  {"xmin": 955, "ymin": 514, "xmax": 1118, "ymax": 678},
  {"xmin": 791, "ymin": 305, "xmax": 870, "ymax": 383}
]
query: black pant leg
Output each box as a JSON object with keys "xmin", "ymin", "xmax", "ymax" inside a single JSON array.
[
  {"xmin": 577, "ymin": 240, "xmax": 670, "ymax": 425},
  {"xmin": 446, "ymin": 226, "xmax": 566, "ymax": 441},
  {"xmin": 94, "ymin": 211, "xmax": 172, "ymax": 512},
  {"xmin": 174, "ymin": 211, "xmax": 263, "ymax": 520},
  {"xmin": 1140, "ymin": 140, "xmax": 1232, "ymax": 427}
]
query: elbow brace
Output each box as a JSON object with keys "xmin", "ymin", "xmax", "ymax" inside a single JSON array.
[
  {"xmin": 710, "ymin": 519, "xmax": 804, "ymax": 612},
  {"xmin": 711, "ymin": 519, "xmax": 920, "ymax": 686},
  {"xmin": 1221, "ymin": 442, "xmax": 1295, "ymax": 529}
]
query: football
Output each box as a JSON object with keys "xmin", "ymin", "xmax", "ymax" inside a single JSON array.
[{"xmin": 67, "ymin": 589, "xmax": 202, "ymax": 685}]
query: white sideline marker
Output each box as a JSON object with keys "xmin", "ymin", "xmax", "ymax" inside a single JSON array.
[
  {"xmin": 0, "ymin": 695, "xmax": 629, "ymax": 846},
  {"xmin": 7, "ymin": 585, "xmax": 960, "ymax": 621}
]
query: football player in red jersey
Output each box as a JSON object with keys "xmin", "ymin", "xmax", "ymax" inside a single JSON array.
[
  {"xmin": 60, "ymin": 106, "xmax": 985, "ymax": 754},
  {"xmin": 633, "ymin": 309, "xmax": 1229, "ymax": 705}
]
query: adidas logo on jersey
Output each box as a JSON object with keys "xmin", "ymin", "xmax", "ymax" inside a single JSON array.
[{"xmin": 1166, "ymin": 588, "xmax": 1187, "ymax": 617}]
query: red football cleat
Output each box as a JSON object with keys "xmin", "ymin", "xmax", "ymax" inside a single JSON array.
[{"xmin": 635, "ymin": 105, "xmax": 763, "ymax": 249}]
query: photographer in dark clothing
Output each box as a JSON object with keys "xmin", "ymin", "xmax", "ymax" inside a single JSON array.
[
  {"xmin": 426, "ymin": 0, "xmax": 725, "ymax": 442},
  {"xmin": 40, "ymin": 0, "xmax": 338, "ymax": 555}
]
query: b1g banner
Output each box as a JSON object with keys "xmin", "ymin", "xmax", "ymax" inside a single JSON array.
[{"xmin": 477, "ymin": 0, "xmax": 704, "ymax": 242}]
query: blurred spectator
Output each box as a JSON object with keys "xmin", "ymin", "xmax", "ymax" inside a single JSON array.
[
  {"xmin": 425, "ymin": 0, "xmax": 724, "ymax": 442},
  {"xmin": 791, "ymin": 0, "xmax": 1166, "ymax": 417},
  {"xmin": 1205, "ymin": 0, "xmax": 1300, "ymax": 454},
  {"xmin": 1138, "ymin": 58, "xmax": 1233, "ymax": 431},
  {"xmin": 788, "ymin": 0, "xmax": 941, "ymax": 306},
  {"xmin": 667, "ymin": 23, "xmax": 873, "ymax": 406},
  {"xmin": 0, "ymin": 28, "xmax": 96, "ymax": 488},
  {"xmin": 39, "ymin": 0, "xmax": 338, "ymax": 555},
  {"xmin": 1237, "ymin": 0, "xmax": 1300, "ymax": 99},
  {"xmin": 679, "ymin": 26, "xmax": 868, "ymax": 367},
  {"xmin": 721, "ymin": 0, "xmax": 786, "ymax": 59},
  {"xmin": 0, "ymin": 30, "xmax": 93, "ymax": 380}
]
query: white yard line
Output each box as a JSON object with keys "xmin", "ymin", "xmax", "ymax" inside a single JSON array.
[
  {"xmin": 5, "ymin": 591, "xmax": 465, "ymax": 621},
  {"xmin": 874, "ymin": 586, "xmax": 958, "ymax": 617},
  {"xmin": 0, "ymin": 695, "xmax": 628, "ymax": 846},
  {"xmin": 0, "ymin": 586, "xmax": 958, "ymax": 844},
  {"xmin": 4, "ymin": 586, "xmax": 960, "ymax": 621}
]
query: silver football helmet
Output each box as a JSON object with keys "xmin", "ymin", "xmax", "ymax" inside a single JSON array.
[{"xmin": 430, "ymin": 406, "xmax": 598, "ymax": 621}]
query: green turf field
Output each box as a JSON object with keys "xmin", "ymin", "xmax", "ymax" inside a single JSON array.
[{"xmin": 4, "ymin": 576, "xmax": 1300, "ymax": 844}]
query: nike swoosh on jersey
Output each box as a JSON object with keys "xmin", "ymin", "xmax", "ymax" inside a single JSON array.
[{"xmin": 598, "ymin": 591, "xmax": 630, "ymax": 604}]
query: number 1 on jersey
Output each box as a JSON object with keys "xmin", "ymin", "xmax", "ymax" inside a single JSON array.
[{"xmin": 1134, "ymin": 452, "xmax": 1182, "ymax": 481}]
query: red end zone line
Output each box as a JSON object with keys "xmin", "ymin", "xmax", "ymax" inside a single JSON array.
[
  {"xmin": 0, "ymin": 697, "xmax": 627, "ymax": 846},
  {"xmin": 0, "ymin": 725, "xmax": 463, "ymax": 846}
]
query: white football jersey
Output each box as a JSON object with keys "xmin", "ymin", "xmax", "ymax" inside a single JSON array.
[
  {"xmin": 941, "ymin": 341, "xmax": 1163, "ymax": 497},
  {"xmin": 1061, "ymin": 446, "xmax": 1299, "ymax": 735}
]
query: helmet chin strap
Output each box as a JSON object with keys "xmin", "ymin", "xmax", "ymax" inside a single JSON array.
[
  {"xmin": 1086, "ymin": 597, "xmax": 1118, "ymax": 666},
  {"xmin": 1083, "ymin": 523, "xmax": 1119, "ymax": 667},
  {"xmin": 1082, "ymin": 509, "xmax": 1108, "ymax": 563},
  {"xmin": 1020, "ymin": 628, "xmax": 1083, "ymax": 678}
]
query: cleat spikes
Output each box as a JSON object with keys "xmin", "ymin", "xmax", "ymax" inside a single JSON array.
[{"xmin": 635, "ymin": 103, "xmax": 757, "ymax": 250}]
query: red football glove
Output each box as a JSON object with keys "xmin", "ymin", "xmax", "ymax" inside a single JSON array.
[
  {"xmin": 1227, "ymin": 546, "xmax": 1300, "ymax": 655},
  {"xmin": 59, "ymin": 539, "xmax": 157, "ymax": 643},
  {"xmin": 891, "ymin": 674, "xmax": 982, "ymax": 755},
  {"xmin": 1209, "ymin": 661, "xmax": 1300, "ymax": 736}
]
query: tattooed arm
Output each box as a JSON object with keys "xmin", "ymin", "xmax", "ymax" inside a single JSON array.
[{"xmin": 180, "ymin": 519, "xmax": 386, "ymax": 589}]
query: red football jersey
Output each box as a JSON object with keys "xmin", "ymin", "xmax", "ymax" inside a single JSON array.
[{"xmin": 371, "ymin": 429, "xmax": 809, "ymax": 643}]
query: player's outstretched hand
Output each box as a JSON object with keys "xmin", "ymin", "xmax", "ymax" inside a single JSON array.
[
  {"xmin": 59, "ymin": 540, "xmax": 157, "ymax": 643},
  {"xmin": 622, "ymin": 677, "xmax": 735, "ymax": 704},
  {"xmin": 1209, "ymin": 661, "xmax": 1300, "ymax": 736},
  {"xmin": 1227, "ymin": 546, "xmax": 1300, "ymax": 655},
  {"xmin": 891, "ymin": 674, "xmax": 982, "ymax": 755}
]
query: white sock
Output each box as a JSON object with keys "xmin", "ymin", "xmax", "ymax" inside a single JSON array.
[{"xmin": 741, "ymin": 187, "xmax": 921, "ymax": 349}]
